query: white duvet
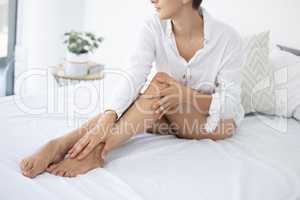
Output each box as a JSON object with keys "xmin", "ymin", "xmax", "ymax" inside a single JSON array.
[{"xmin": 0, "ymin": 85, "xmax": 300, "ymax": 200}]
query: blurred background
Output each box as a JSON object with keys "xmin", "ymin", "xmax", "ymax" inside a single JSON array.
[{"xmin": 0, "ymin": 0, "xmax": 300, "ymax": 96}]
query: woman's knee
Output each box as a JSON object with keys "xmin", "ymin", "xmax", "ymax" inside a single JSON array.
[{"xmin": 143, "ymin": 72, "xmax": 170, "ymax": 95}]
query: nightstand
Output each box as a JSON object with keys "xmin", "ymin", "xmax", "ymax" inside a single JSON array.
[{"xmin": 50, "ymin": 63, "xmax": 105, "ymax": 87}]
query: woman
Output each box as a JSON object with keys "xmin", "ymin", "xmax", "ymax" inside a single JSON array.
[{"xmin": 20, "ymin": 0, "xmax": 245, "ymax": 178}]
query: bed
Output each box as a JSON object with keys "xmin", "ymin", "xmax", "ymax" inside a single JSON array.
[{"xmin": 0, "ymin": 82, "xmax": 300, "ymax": 200}]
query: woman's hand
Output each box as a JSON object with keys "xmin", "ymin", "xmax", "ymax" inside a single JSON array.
[
  {"xmin": 149, "ymin": 74, "xmax": 190, "ymax": 119},
  {"xmin": 67, "ymin": 111, "xmax": 116, "ymax": 160}
]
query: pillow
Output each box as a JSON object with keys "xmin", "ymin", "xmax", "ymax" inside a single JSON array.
[
  {"xmin": 241, "ymin": 31, "xmax": 276, "ymax": 115},
  {"xmin": 277, "ymin": 45, "xmax": 300, "ymax": 57},
  {"xmin": 270, "ymin": 47, "xmax": 300, "ymax": 69},
  {"xmin": 269, "ymin": 48, "xmax": 300, "ymax": 118}
]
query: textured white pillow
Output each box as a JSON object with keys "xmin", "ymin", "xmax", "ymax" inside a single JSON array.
[
  {"xmin": 241, "ymin": 32, "xmax": 276, "ymax": 115},
  {"xmin": 269, "ymin": 49, "xmax": 300, "ymax": 118},
  {"xmin": 271, "ymin": 47, "xmax": 300, "ymax": 69}
]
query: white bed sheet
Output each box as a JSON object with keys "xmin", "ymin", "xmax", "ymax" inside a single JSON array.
[{"xmin": 0, "ymin": 89, "xmax": 300, "ymax": 200}]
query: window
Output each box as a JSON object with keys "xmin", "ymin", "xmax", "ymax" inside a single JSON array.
[
  {"xmin": 0, "ymin": 0, "xmax": 17, "ymax": 96},
  {"xmin": 0, "ymin": 0, "xmax": 8, "ymax": 57}
]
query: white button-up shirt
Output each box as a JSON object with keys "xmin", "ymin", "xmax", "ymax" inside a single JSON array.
[{"xmin": 103, "ymin": 7, "xmax": 245, "ymax": 133}]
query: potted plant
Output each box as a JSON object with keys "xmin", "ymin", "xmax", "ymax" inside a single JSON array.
[{"xmin": 63, "ymin": 31, "xmax": 103, "ymax": 76}]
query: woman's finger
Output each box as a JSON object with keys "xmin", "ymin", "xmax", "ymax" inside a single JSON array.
[
  {"xmin": 152, "ymin": 99, "xmax": 161, "ymax": 110},
  {"xmin": 153, "ymin": 96, "xmax": 169, "ymax": 110},
  {"xmin": 66, "ymin": 149, "xmax": 74, "ymax": 158},
  {"xmin": 155, "ymin": 97, "xmax": 169, "ymax": 113},
  {"xmin": 158, "ymin": 103, "xmax": 171, "ymax": 119},
  {"xmin": 67, "ymin": 147, "xmax": 74, "ymax": 156},
  {"xmin": 69, "ymin": 136, "xmax": 90, "ymax": 158},
  {"xmin": 146, "ymin": 86, "xmax": 173, "ymax": 99},
  {"xmin": 76, "ymin": 140, "xmax": 98, "ymax": 160},
  {"xmin": 155, "ymin": 74, "xmax": 177, "ymax": 85},
  {"xmin": 158, "ymin": 104, "xmax": 172, "ymax": 119},
  {"xmin": 159, "ymin": 87, "xmax": 174, "ymax": 97}
]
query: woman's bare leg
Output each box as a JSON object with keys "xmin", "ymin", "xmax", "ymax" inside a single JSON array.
[
  {"xmin": 97, "ymin": 73, "xmax": 173, "ymax": 151},
  {"xmin": 146, "ymin": 116, "xmax": 175, "ymax": 135},
  {"xmin": 19, "ymin": 114, "xmax": 104, "ymax": 178},
  {"xmin": 165, "ymin": 103, "xmax": 235, "ymax": 140},
  {"xmin": 46, "ymin": 73, "xmax": 174, "ymax": 177}
]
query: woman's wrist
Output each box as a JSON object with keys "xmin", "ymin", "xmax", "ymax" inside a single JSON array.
[
  {"xmin": 94, "ymin": 111, "xmax": 117, "ymax": 132},
  {"xmin": 104, "ymin": 110, "xmax": 118, "ymax": 122}
]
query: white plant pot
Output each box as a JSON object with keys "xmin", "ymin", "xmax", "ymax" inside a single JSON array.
[{"xmin": 64, "ymin": 52, "xmax": 89, "ymax": 77}]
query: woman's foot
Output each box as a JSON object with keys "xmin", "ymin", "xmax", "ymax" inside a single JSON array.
[
  {"xmin": 20, "ymin": 139, "xmax": 69, "ymax": 178},
  {"xmin": 46, "ymin": 144, "xmax": 104, "ymax": 177},
  {"xmin": 19, "ymin": 114, "xmax": 104, "ymax": 178}
]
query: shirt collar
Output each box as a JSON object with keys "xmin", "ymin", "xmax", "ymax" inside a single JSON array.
[{"xmin": 166, "ymin": 6, "xmax": 212, "ymax": 44}]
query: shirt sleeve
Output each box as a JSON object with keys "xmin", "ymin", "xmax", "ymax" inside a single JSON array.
[
  {"xmin": 204, "ymin": 33, "xmax": 245, "ymax": 133},
  {"xmin": 102, "ymin": 21, "xmax": 156, "ymax": 120}
]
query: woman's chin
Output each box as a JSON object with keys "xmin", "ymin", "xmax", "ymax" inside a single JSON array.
[{"xmin": 157, "ymin": 13, "xmax": 170, "ymax": 20}]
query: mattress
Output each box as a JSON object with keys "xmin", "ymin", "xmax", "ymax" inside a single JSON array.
[{"xmin": 0, "ymin": 84, "xmax": 300, "ymax": 200}]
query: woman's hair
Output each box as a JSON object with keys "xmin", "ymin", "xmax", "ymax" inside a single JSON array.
[{"xmin": 192, "ymin": 0, "xmax": 203, "ymax": 9}]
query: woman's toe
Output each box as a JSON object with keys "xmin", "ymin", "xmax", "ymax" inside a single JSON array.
[
  {"xmin": 22, "ymin": 160, "xmax": 34, "ymax": 173},
  {"xmin": 47, "ymin": 164, "xmax": 58, "ymax": 172},
  {"xmin": 61, "ymin": 170, "xmax": 68, "ymax": 177},
  {"xmin": 54, "ymin": 170, "xmax": 61, "ymax": 176},
  {"xmin": 51, "ymin": 168, "xmax": 59, "ymax": 175},
  {"xmin": 23, "ymin": 168, "xmax": 34, "ymax": 178},
  {"xmin": 20, "ymin": 159, "xmax": 29, "ymax": 170},
  {"xmin": 68, "ymin": 171, "xmax": 76, "ymax": 177},
  {"xmin": 64, "ymin": 172, "xmax": 71, "ymax": 177},
  {"xmin": 27, "ymin": 161, "xmax": 34, "ymax": 170},
  {"xmin": 58, "ymin": 171, "xmax": 65, "ymax": 177}
]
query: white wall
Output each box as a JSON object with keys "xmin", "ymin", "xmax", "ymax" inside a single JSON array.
[
  {"xmin": 15, "ymin": 0, "xmax": 300, "ymax": 95},
  {"xmin": 16, "ymin": 0, "xmax": 85, "ymax": 95},
  {"xmin": 17, "ymin": 0, "xmax": 84, "ymax": 68},
  {"xmin": 83, "ymin": 0, "xmax": 300, "ymax": 66},
  {"xmin": 202, "ymin": 0, "xmax": 300, "ymax": 48},
  {"xmin": 82, "ymin": 0, "xmax": 154, "ymax": 67}
]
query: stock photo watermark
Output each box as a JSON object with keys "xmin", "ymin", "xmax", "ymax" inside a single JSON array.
[{"xmin": 11, "ymin": 65, "xmax": 290, "ymax": 137}]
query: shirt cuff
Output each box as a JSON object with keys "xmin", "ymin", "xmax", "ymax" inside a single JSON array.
[
  {"xmin": 204, "ymin": 93, "xmax": 221, "ymax": 133},
  {"xmin": 103, "ymin": 108, "xmax": 122, "ymax": 121},
  {"xmin": 103, "ymin": 102, "xmax": 128, "ymax": 121}
]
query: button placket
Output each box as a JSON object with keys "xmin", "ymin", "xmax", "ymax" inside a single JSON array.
[
  {"xmin": 186, "ymin": 67, "xmax": 191, "ymax": 82},
  {"xmin": 182, "ymin": 65, "xmax": 191, "ymax": 86},
  {"xmin": 182, "ymin": 72, "xmax": 186, "ymax": 85}
]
